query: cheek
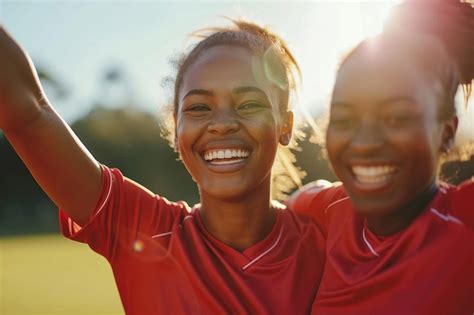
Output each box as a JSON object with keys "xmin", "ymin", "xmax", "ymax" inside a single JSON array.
[
  {"xmin": 392, "ymin": 120, "xmax": 442, "ymax": 158},
  {"xmin": 386, "ymin": 122, "xmax": 442, "ymax": 186},
  {"xmin": 244, "ymin": 115, "xmax": 281, "ymax": 166},
  {"xmin": 325, "ymin": 127, "xmax": 347, "ymax": 164},
  {"xmin": 413, "ymin": 124, "xmax": 443, "ymax": 167},
  {"xmin": 175, "ymin": 120, "xmax": 186, "ymax": 148},
  {"xmin": 246, "ymin": 111, "xmax": 280, "ymax": 135},
  {"xmin": 259, "ymin": 117, "xmax": 282, "ymax": 149},
  {"xmin": 175, "ymin": 119, "xmax": 199, "ymax": 156}
]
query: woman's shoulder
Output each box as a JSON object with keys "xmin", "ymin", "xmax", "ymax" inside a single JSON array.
[
  {"xmin": 439, "ymin": 178, "xmax": 474, "ymax": 229},
  {"xmin": 285, "ymin": 181, "xmax": 349, "ymax": 235},
  {"xmin": 287, "ymin": 181, "xmax": 347, "ymax": 216},
  {"xmin": 103, "ymin": 165, "xmax": 193, "ymax": 220}
]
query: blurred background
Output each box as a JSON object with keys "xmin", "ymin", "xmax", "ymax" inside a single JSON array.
[{"xmin": 0, "ymin": 1, "xmax": 473, "ymax": 314}]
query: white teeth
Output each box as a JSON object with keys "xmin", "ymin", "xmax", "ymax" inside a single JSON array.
[
  {"xmin": 352, "ymin": 166, "xmax": 397, "ymax": 185},
  {"xmin": 203, "ymin": 149, "xmax": 250, "ymax": 162},
  {"xmin": 352, "ymin": 166, "xmax": 396, "ymax": 177}
]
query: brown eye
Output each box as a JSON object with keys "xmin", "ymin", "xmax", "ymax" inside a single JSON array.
[
  {"xmin": 385, "ymin": 113, "xmax": 416, "ymax": 127},
  {"xmin": 182, "ymin": 103, "xmax": 212, "ymax": 118},
  {"xmin": 238, "ymin": 101, "xmax": 266, "ymax": 113},
  {"xmin": 185, "ymin": 103, "xmax": 210, "ymax": 112},
  {"xmin": 329, "ymin": 114, "xmax": 355, "ymax": 129}
]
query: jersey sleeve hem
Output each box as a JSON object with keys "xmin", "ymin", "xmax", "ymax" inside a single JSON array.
[{"xmin": 58, "ymin": 164, "xmax": 113, "ymax": 241}]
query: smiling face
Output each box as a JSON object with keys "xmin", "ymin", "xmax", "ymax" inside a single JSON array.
[
  {"xmin": 175, "ymin": 45, "xmax": 292, "ymax": 201},
  {"xmin": 326, "ymin": 42, "xmax": 457, "ymax": 217}
]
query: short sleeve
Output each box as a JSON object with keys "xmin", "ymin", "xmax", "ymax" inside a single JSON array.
[
  {"xmin": 59, "ymin": 165, "xmax": 189, "ymax": 261},
  {"xmin": 286, "ymin": 181, "xmax": 347, "ymax": 235}
]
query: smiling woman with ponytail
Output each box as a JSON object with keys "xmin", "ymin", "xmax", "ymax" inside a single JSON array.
[
  {"xmin": 289, "ymin": 1, "xmax": 474, "ymax": 314},
  {"xmin": 0, "ymin": 19, "xmax": 327, "ymax": 314}
]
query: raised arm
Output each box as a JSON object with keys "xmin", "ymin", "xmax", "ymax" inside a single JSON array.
[{"xmin": 0, "ymin": 26, "xmax": 102, "ymax": 226}]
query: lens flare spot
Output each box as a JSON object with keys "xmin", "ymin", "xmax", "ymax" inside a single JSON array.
[{"xmin": 133, "ymin": 240, "xmax": 144, "ymax": 252}]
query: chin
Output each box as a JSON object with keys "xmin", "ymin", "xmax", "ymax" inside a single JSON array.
[
  {"xmin": 199, "ymin": 183, "xmax": 251, "ymax": 202},
  {"xmin": 348, "ymin": 194, "xmax": 399, "ymax": 217}
]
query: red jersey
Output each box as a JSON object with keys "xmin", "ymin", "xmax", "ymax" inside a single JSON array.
[
  {"xmin": 289, "ymin": 180, "xmax": 474, "ymax": 315},
  {"xmin": 59, "ymin": 166, "xmax": 326, "ymax": 315}
]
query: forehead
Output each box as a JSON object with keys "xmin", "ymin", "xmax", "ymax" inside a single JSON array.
[
  {"xmin": 179, "ymin": 45, "xmax": 272, "ymax": 97},
  {"xmin": 334, "ymin": 45, "xmax": 432, "ymax": 103}
]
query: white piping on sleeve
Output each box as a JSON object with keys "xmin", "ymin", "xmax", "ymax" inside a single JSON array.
[
  {"xmin": 325, "ymin": 196, "xmax": 350, "ymax": 214},
  {"xmin": 95, "ymin": 167, "xmax": 114, "ymax": 215},
  {"xmin": 67, "ymin": 166, "xmax": 114, "ymax": 234}
]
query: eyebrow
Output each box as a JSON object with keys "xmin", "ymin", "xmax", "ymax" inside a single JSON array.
[
  {"xmin": 181, "ymin": 86, "xmax": 268, "ymax": 102},
  {"xmin": 233, "ymin": 86, "xmax": 267, "ymax": 96},
  {"xmin": 378, "ymin": 96, "xmax": 414, "ymax": 106},
  {"xmin": 331, "ymin": 101, "xmax": 354, "ymax": 108},
  {"xmin": 331, "ymin": 96, "xmax": 415, "ymax": 107},
  {"xmin": 181, "ymin": 89, "xmax": 214, "ymax": 101}
]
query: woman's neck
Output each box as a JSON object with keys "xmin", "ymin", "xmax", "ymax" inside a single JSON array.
[
  {"xmin": 198, "ymin": 184, "xmax": 276, "ymax": 252},
  {"xmin": 366, "ymin": 182, "xmax": 439, "ymax": 237}
]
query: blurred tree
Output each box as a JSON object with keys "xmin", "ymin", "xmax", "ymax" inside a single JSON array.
[
  {"xmin": 0, "ymin": 106, "xmax": 199, "ymax": 236},
  {"xmin": 0, "ymin": 137, "xmax": 57, "ymax": 235},
  {"xmin": 72, "ymin": 107, "xmax": 198, "ymax": 203},
  {"xmin": 95, "ymin": 65, "xmax": 135, "ymax": 109},
  {"xmin": 293, "ymin": 128, "xmax": 338, "ymax": 185}
]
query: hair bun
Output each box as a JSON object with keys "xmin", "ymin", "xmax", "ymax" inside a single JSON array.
[{"xmin": 385, "ymin": 0, "xmax": 474, "ymax": 84}]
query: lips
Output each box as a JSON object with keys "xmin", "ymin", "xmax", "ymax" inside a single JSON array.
[{"xmin": 350, "ymin": 164, "xmax": 399, "ymax": 191}]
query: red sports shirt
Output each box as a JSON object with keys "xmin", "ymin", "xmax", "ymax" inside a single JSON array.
[
  {"xmin": 59, "ymin": 166, "xmax": 326, "ymax": 315},
  {"xmin": 289, "ymin": 180, "xmax": 474, "ymax": 315}
]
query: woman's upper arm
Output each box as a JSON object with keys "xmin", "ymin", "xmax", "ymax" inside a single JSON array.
[{"xmin": 5, "ymin": 105, "xmax": 102, "ymax": 226}]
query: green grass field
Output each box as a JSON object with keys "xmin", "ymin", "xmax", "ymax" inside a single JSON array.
[{"xmin": 0, "ymin": 234, "xmax": 123, "ymax": 315}]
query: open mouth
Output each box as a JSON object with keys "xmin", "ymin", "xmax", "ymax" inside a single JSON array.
[
  {"xmin": 351, "ymin": 165, "xmax": 398, "ymax": 189},
  {"xmin": 203, "ymin": 148, "xmax": 250, "ymax": 165}
]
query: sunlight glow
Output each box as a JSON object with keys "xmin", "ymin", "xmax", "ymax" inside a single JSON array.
[{"xmin": 296, "ymin": 1, "xmax": 401, "ymax": 116}]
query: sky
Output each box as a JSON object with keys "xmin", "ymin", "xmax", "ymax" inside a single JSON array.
[{"xmin": 0, "ymin": 0, "xmax": 472, "ymax": 139}]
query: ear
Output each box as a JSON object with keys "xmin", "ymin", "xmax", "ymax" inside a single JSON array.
[
  {"xmin": 440, "ymin": 115, "xmax": 458, "ymax": 153},
  {"xmin": 279, "ymin": 110, "xmax": 294, "ymax": 146}
]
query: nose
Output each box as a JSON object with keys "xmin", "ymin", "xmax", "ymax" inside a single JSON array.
[
  {"xmin": 207, "ymin": 107, "xmax": 240, "ymax": 135},
  {"xmin": 351, "ymin": 120, "xmax": 384, "ymax": 154}
]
